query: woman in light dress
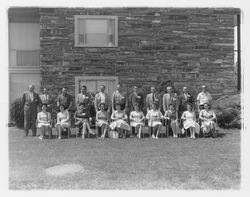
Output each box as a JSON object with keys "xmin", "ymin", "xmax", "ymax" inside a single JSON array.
[
  {"xmin": 37, "ymin": 104, "xmax": 51, "ymax": 140},
  {"xmin": 199, "ymin": 102, "xmax": 218, "ymax": 137},
  {"xmin": 96, "ymin": 103, "xmax": 110, "ymax": 139},
  {"xmin": 129, "ymin": 103, "xmax": 145, "ymax": 139},
  {"xmin": 181, "ymin": 103, "xmax": 200, "ymax": 139},
  {"xmin": 56, "ymin": 104, "xmax": 70, "ymax": 139},
  {"xmin": 146, "ymin": 102, "xmax": 163, "ymax": 139},
  {"xmin": 110, "ymin": 103, "xmax": 130, "ymax": 138},
  {"xmin": 164, "ymin": 104, "xmax": 180, "ymax": 138}
]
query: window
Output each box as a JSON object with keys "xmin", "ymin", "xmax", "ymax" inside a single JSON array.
[
  {"xmin": 74, "ymin": 15, "xmax": 118, "ymax": 47},
  {"xmin": 9, "ymin": 23, "xmax": 40, "ymax": 67}
]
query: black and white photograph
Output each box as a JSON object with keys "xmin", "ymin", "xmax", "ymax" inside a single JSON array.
[{"xmin": 1, "ymin": 0, "xmax": 249, "ymax": 193}]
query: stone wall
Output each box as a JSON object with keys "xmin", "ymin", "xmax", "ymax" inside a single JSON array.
[{"xmin": 39, "ymin": 8, "xmax": 240, "ymax": 99}]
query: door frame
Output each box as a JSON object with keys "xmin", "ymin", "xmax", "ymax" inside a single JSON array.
[{"xmin": 75, "ymin": 76, "xmax": 118, "ymax": 97}]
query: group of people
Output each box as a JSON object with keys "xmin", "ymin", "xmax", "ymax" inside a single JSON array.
[{"xmin": 22, "ymin": 83, "xmax": 218, "ymax": 140}]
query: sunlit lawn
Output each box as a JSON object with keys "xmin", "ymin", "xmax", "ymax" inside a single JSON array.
[{"xmin": 9, "ymin": 127, "xmax": 240, "ymax": 190}]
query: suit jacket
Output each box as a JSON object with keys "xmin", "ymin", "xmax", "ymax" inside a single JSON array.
[
  {"xmin": 94, "ymin": 92, "xmax": 110, "ymax": 111},
  {"xmin": 22, "ymin": 91, "xmax": 40, "ymax": 111},
  {"xmin": 39, "ymin": 94, "xmax": 53, "ymax": 106},
  {"xmin": 129, "ymin": 92, "xmax": 144, "ymax": 111},
  {"xmin": 146, "ymin": 92, "xmax": 161, "ymax": 111},
  {"xmin": 179, "ymin": 92, "xmax": 194, "ymax": 112},
  {"xmin": 162, "ymin": 93, "xmax": 179, "ymax": 112},
  {"xmin": 111, "ymin": 90, "xmax": 128, "ymax": 110},
  {"xmin": 75, "ymin": 92, "xmax": 92, "ymax": 108}
]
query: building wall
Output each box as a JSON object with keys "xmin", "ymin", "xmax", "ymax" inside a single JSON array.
[{"xmin": 39, "ymin": 8, "xmax": 240, "ymax": 99}]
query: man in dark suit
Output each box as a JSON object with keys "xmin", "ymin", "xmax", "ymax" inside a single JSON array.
[
  {"xmin": 111, "ymin": 83, "xmax": 128, "ymax": 111},
  {"xmin": 57, "ymin": 87, "xmax": 73, "ymax": 111},
  {"xmin": 39, "ymin": 87, "xmax": 53, "ymax": 113},
  {"xmin": 129, "ymin": 86, "xmax": 144, "ymax": 111},
  {"xmin": 178, "ymin": 86, "xmax": 194, "ymax": 131},
  {"xmin": 22, "ymin": 84, "xmax": 41, "ymax": 136},
  {"xmin": 146, "ymin": 86, "xmax": 161, "ymax": 112},
  {"xmin": 178, "ymin": 86, "xmax": 194, "ymax": 116},
  {"xmin": 75, "ymin": 85, "xmax": 92, "ymax": 109}
]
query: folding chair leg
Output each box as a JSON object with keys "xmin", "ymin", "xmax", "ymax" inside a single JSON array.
[
  {"xmin": 68, "ymin": 128, "xmax": 70, "ymax": 138},
  {"xmin": 166, "ymin": 125, "xmax": 169, "ymax": 138}
]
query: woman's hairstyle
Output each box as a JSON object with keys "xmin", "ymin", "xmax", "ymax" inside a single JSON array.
[
  {"xmin": 168, "ymin": 103, "xmax": 175, "ymax": 108},
  {"xmin": 79, "ymin": 102, "xmax": 85, "ymax": 107},
  {"xmin": 115, "ymin": 103, "xmax": 121, "ymax": 107},
  {"xmin": 59, "ymin": 104, "xmax": 65, "ymax": 110},
  {"xmin": 41, "ymin": 103, "xmax": 47, "ymax": 108},
  {"xmin": 204, "ymin": 102, "xmax": 211, "ymax": 109},
  {"xmin": 133, "ymin": 103, "xmax": 139, "ymax": 107},
  {"xmin": 99, "ymin": 102, "xmax": 105, "ymax": 108},
  {"xmin": 186, "ymin": 103, "xmax": 193, "ymax": 110}
]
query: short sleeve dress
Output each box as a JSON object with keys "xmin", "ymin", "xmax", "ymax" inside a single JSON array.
[{"xmin": 130, "ymin": 111, "xmax": 145, "ymax": 127}]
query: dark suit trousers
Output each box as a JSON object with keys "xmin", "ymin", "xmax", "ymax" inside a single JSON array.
[{"xmin": 24, "ymin": 107, "xmax": 37, "ymax": 136}]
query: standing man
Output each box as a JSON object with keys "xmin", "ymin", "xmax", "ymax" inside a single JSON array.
[
  {"xmin": 75, "ymin": 85, "xmax": 92, "ymax": 109},
  {"xmin": 146, "ymin": 86, "xmax": 161, "ymax": 112},
  {"xmin": 197, "ymin": 85, "xmax": 212, "ymax": 110},
  {"xmin": 162, "ymin": 86, "xmax": 179, "ymax": 113},
  {"xmin": 129, "ymin": 86, "xmax": 144, "ymax": 111},
  {"xmin": 57, "ymin": 87, "xmax": 73, "ymax": 111},
  {"xmin": 22, "ymin": 84, "xmax": 41, "ymax": 136},
  {"xmin": 94, "ymin": 85, "xmax": 110, "ymax": 113},
  {"xmin": 111, "ymin": 83, "xmax": 128, "ymax": 111},
  {"xmin": 39, "ymin": 87, "xmax": 53, "ymax": 113},
  {"xmin": 178, "ymin": 86, "xmax": 194, "ymax": 117}
]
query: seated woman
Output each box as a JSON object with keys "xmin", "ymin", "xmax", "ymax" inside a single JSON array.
[
  {"xmin": 129, "ymin": 103, "xmax": 145, "ymax": 139},
  {"xmin": 37, "ymin": 104, "xmax": 51, "ymax": 140},
  {"xmin": 146, "ymin": 102, "xmax": 163, "ymax": 139},
  {"xmin": 74, "ymin": 102, "xmax": 94, "ymax": 139},
  {"xmin": 199, "ymin": 102, "xmax": 218, "ymax": 137},
  {"xmin": 56, "ymin": 104, "xmax": 70, "ymax": 139},
  {"xmin": 181, "ymin": 103, "xmax": 200, "ymax": 139},
  {"xmin": 164, "ymin": 104, "xmax": 180, "ymax": 138},
  {"xmin": 110, "ymin": 103, "xmax": 130, "ymax": 138},
  {"xmin": 96, "ymin": 103, "xmax": 110, "ymax": 139}
]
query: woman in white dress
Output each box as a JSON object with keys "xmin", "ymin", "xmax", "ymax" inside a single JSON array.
[
  {"xmin": 146, "ymin": 102, "xmax": 163, "ymax": 139},
  {"xmin": 181, "ymin": 103, "xmax": 200, "ymax": 139},
  {"xmin": 129, "ymin": 103, "xmax": 145, "ymax": 139},
  {"xmin": 96, "ymin": 103, "xmax": 110, "ymax": 139},
  {"xmin": 37, "ymin": 104, "xmax": 51, "ymax": 140},
  {"xmin": 56, "ymin": 104, "xmax": 71, "ymax": 139},
  {"xmin": 164, "ymin": 104, "xmax": 180, "ymax": 138},
  {"xmin": 199, "ymin": 103, "xmax": 218, "ymax": 137},
  {"xmin": 110, "ymin": 103, "xmax": 130, "ymax": 138}
]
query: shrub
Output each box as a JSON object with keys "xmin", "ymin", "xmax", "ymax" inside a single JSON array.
[
  {"xmin": 212, "ymin": 94, "xmax": 241, "ymax": 128},
  {"xmin": 10, "ymin": 97, "xmax": 24, "ymax": 128}
]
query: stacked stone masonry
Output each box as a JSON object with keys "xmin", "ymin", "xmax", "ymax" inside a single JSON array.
[{"xmin": 39, "ymin": 8, "xmax": 240, "ymax": 99}]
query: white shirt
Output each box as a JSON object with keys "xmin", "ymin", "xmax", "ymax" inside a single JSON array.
[
  {"xmin": 100, "ymin": 92, "xmax": 105, "ymax": 103},
  {"xmin": 30, "ymin": 92, "xmax": 34, "ymax": 102},
  {"xmin": 197, "ymin": 92, "xmax": 212, "ymax": 105}
]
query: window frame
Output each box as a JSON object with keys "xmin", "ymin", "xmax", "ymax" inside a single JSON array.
[{"xmin": 74, "ymin": 15, "xmax": 118, "ymax": 48}]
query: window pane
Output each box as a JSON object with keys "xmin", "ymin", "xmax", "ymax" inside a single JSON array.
[
  {"xmin": 9, "ymin": 23, "xmax": 40, "ymax": 66},
  {"xmin": 16, "ymin": 50, "xmax": 40, "ymax": 66},
  {"xmin": 76, "ymin": 16, "xmax": 117, "ymax": 47}
]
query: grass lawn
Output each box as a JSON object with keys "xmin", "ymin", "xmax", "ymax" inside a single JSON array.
[{"xmin": 9, "ymin": 127, "xmax": 240, "ymax": 190}]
